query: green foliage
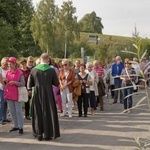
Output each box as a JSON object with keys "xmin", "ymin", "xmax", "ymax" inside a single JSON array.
[
  {"xmin": 53, "ymin": 0, "xmax": 80, "ymax": 57},
  {"xmin": 0, "ymin": 0, "xmax": 37, "ymax": 57},
  {"xmin": 30, "ymin": 0, "xmax": 55, "ymax": 54},
  {"xmin": 79, "ymin": 11, "xmax": 104, "ymax": 34}
]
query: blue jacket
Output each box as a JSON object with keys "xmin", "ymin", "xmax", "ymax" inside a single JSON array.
[{"xmin": 112, "ymin": 62, "xmax": 124, "ymax": 84}]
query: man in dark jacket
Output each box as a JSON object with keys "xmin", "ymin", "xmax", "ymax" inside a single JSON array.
[{"xmin": 112, "ymin": 56, "xmax": 124, "ymax": 104}]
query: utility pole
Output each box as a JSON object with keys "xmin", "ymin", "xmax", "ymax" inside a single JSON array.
[{"xmin": 64, "ymin": 30, "xmax": 67, "ymax": 58}]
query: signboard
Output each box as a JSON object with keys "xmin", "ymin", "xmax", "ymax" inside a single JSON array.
[
  {"xmin": 86, "ymin": 56, "xmax": 90, "ymax": 62},
  {"xmin": 89, "ymin": 35, "xmax": 98, "ymax": 44}
]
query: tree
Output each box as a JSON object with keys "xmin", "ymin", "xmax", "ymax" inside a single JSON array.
[
  {"xmin": 17, "ymin": 0, "xmax": 37, "ymax": 56},
  {"xmin": 79, "ymin": 11, "xmax": 104, "ymax": 34},
  {"xmin": 30, "ymin": 0, "xmax": 56, "ymax": 54},
  {"xmin": 53, "ymin": 0, "xmax": 80, "ymax": 58},
  {"xmin": 0, "ymin": 0, "xmax": 38, "ymax": 57},
  {"xmin": 0, "ymin": 18, "xmax": 17, "ymax": 58}
]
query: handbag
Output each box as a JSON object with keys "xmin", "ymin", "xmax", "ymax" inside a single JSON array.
[{"xmin": 18, "ymin": 87, "xmax": 28, "ymax": 102}]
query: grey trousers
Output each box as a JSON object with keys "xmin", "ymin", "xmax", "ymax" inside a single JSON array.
[{"xmin": 7, "ymin": 100, "xmax": 24, "ymax": 129}]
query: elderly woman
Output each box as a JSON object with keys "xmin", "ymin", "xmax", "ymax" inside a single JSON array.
[
  {"xmin": 59, "ymin": 59, "xmax": 75, "ymax": 118},
  {"xmin": 86, "ymin": 62, "xmax": 99, "ymax": 115},
  {"xmin": 120, "ymin": 59, "xmax": 136, "ymax": 113},
  {"xmin": 0, "ymin": 57, "xmax": 10, "ymax": 125},
  {"xmin": 19, "ymin": 59, "xmax": 31, "ymax": 120},
  {"xmin": 4, "ymin": 57, "xmax": 25, "ymax": 135},
  {"xmin": 77, "ymin": 64, "xmax": 92, "ymax": 117}
]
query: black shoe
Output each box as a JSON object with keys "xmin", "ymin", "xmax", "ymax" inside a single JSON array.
[
  {"xmin": 78, "ymin": 114, "xmax": 82, "ymax": 117},
  {"xmin": 113, "ymin": 101, "xmax": 117, "ymax": 104},
  {"xmin": 84, "ymin": 115, "xmax": 87, "ymax": 117},
  {"xmin": 100, "ymin": 108, "xmax": 104, "ymax": 111},
  {"xmin": 9, "ymin": 127, "xmax": 19, "ymax": 132},
  {"xmin": 37, "ymin": 136, "xmax": 43, "ymax": 141},
  {"xmin": 1, "ymin": 121, "xmax": 6, "ymax": 125},
  {"xmin": 44, "ymin": 137, "xmax": 52, "ymax": 141},
  {"xmin": 26, "ymin": 116, "xmax": 31, "ymax": 120},
  {"xmin": 19, "ymin": 128, "xmax": 23, "ymax": 135},
  {"xmin": 120, "ymin": 101, "xmax": 123, "ymax": 104},
  {"xmin": 3, "ymin": 119, "xmax": 11, "ymax": 123}
]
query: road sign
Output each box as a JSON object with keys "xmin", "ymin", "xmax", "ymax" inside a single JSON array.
[{"xmin": 89, "ymin": 35, "xmax": 96, "ymax": 38}]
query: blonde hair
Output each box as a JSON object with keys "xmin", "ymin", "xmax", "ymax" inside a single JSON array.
[
  {"xmin": 86, "ymin": 62, "xmax": 93, "ymax": 68},
  {"xmin": 62, "ymin": 59, "xmax": 69, "ymax": 65},
  {"xmin": 1, "ymin": 57, "xmax": 9, "ymax": 65}
]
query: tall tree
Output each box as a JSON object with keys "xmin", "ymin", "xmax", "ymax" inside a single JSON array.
[
  {"xmin": 54, "ymin": 0, "xmax": 80, "ymax": 57},
  {"xmin": 30, "ymin": 0, "xmax": 56, "ymax": 54},
  {"xmin": 79, "ymin": 11, "xmax": 104, "ymax": 34},
  {"xmin": 0, "ymin": 0, "xmax": 37, "ymax": 57},
  {"xmin": 18, "ymin": 0, "xmax": 36, "ymax": 56}
]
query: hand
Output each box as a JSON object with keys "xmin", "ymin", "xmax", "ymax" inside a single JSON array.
[
  {"xmin": 80, "ymin": 80, "xmax": 83, "ymax": 84},
  {"xmin": 61, "ymin": 85, "xmax": 66, "ymax": 90},
  {"xmin": 3, "ymin": 78, "xmax": 8, "ymax": 84},
  {"xmin": 83, "ymin": 80, "xmax": 87, "ymax": 84},
  {"xmin": 122, "ymin": 78, "xmax": 127, "ymax": 82},
  {"xmin": 8, "ymin": 81, "xmax": 16, "ymax": 85},
  {"xmin": 28, "ymin": 91, "xmax": 32, "ymax": 97}
]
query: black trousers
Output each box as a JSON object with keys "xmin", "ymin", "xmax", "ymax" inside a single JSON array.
[
  {"xmin": 25, "ymin": 96, "xmax": 31, "ymax": 117},
  {"xmin": 77, "ymin": 93, "xmax": 89, "ymax": 116}
]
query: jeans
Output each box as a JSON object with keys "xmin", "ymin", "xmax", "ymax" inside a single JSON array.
[
  {"xmin": 60, "ymin": 87, "xmax": 72, "ymax": 115},
  {"xmin": 122, "ymin": 83, "xmax": 133, "ymax": 109},
  {"xmin": 0, "ymin": 89, "xmax": 7, "ymax": 121},
  {"xmin": 7, "ymin": 100, "xmax": 24, "ymax": 128},
  {"xmin": 114, "ymin": 79, "xmax": 123, "ymax": 102}
]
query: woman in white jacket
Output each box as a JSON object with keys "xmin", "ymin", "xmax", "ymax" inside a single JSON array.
[{"xmin": 86, "ymin": 63, "xmax": 99, "ymax": 114}]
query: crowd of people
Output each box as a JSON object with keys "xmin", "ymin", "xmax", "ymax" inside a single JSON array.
[{"xmin": 0, "ymin": 53, "xmax": 150, "ymax": 141}]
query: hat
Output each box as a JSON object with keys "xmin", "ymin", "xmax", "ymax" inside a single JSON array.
[{"xmin": 7, "ymin": 57, "xmax": 17, "ymax": 64}]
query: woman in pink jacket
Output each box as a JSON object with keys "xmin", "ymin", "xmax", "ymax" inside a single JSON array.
[{"xmin": 4, "ymin": 57, "xmax": 25, "ymax": 135}]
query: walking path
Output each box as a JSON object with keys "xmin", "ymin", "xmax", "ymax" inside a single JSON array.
[{"xmin": 0, "ymin": 90, "xmax": 150, "ymax": 150}]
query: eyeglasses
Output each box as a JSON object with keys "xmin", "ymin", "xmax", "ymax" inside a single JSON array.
[
  {"xmin": 29, "ymin": 61, "xmax": 33, "ymax": 63},
  {"xmin": 62, "ymin": 64, "xmax": 68, "ymax": 66},
  {"xmin": 125, "ymin": 63, "xmax": 131, "ymax": 65}
]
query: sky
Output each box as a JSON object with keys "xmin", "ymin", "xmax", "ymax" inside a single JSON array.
[{"xmin": 32, "ymin": 0, "xmax": 150, "ymax": 38}]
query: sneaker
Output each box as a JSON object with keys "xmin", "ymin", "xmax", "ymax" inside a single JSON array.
[
  {"xmin": 19, "ymin": 128, "xmax": 23, "ymax": 135},
  {"xmin": 9, "ymin": 127, "xmax": 19, "ymax": 132},
  {"xmin": 68, "ymin": 114, "xmax": 72, "ymax": 118},
  {"xmin": 127, "ymin": 110, "xmax": 132, "ymax": 114},
  {"xmin": 60, "ymin": 113, "xmax": 66, "ymax": 117}
]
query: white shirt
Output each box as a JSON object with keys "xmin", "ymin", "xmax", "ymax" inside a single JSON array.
[
  {"xmin": 86, "ymin": 70, "xmax": 95, "ymax": 91},
  {"xmin": 0, "ymin": 67, "xmax": 7, "ymax": 90}
]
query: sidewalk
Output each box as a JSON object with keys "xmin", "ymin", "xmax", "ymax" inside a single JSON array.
[{"xmin": 0, "ymin": 92, "xmax": 150, "ymax": 150}]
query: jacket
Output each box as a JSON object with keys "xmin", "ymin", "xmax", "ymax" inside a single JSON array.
[
  {"xmin": 59, "ymin": 69, "xmax": 75, "ymax": 93},
  {"xmin": 72, "ymin": 79, "xmax": 81, "ymax": 102},
  {"xmin": 4, "ymin": 69, "xmax": 23, "ymax": 101}
]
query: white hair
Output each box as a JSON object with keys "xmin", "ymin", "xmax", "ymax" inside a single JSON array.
[{"xmin": 1, "ymin": 57, "xmax": 9, "ymax": 65}]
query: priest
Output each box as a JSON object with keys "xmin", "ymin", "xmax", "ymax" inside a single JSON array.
[{"xmin": 28, "ymin": 53, "xmax": 60, "ymax": 141}]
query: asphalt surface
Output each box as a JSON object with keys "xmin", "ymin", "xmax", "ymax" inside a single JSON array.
[{"xmin": 0, "ymin": 90, "xmax": 150, "ymax": 150}]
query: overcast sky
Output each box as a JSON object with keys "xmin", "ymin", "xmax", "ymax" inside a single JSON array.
[{"xmin": 32, "ymin": 0, "xmax": 150, "ymax": 38}]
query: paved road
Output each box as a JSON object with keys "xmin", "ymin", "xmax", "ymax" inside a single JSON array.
[{"xmin": 0, "ymin": 91, "xmax": 150, "ymax": 150}]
